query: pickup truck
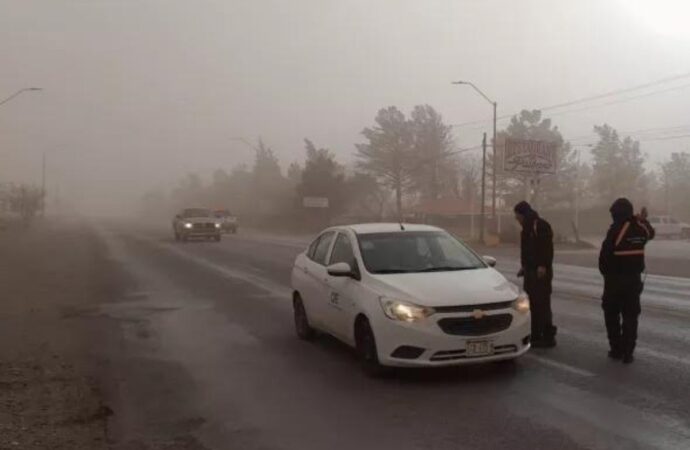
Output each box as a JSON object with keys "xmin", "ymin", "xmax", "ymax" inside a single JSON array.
[
  {"xmin": 173, "ymin": 208, "xmax": 222, "ymax": 242},
  {"xmin": 648, "ymin": 215, "xmax": 690, "ymax": 239},
  {"xmin": 213, "ymin": 209, "xmax": 239, "ymax": 234}
]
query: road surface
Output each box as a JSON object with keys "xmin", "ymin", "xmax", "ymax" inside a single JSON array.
[{"xmin": 87, "ymin": 223, "xmax": 690, "ymax": 449}]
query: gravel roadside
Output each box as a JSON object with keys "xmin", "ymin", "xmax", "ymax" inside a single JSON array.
[{"xmin": 0, "ymin": 221, "xmax": 123, "ymax": 449}]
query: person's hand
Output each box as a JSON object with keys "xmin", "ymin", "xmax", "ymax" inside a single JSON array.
[
  {"xmin": 640, "ymin": 207, "xmax": 648, "ymax": 220},
  {"xmin": 517, "ymin": 267, "xmax": 524, "ymax": 278},
  {"xmin": 537, "ymin": 266, "xmax": 547, "ymax": 279}
]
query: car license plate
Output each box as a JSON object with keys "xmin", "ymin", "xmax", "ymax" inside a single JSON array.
[{"xmin": 466, "ymin": 340, "xmax": 494, "ymax": 357}]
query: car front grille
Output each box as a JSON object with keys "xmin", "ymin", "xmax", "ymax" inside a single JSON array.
[
  {"xmin": 434, "ymin": 300, "xmax": 513, "ymax": 314},
  {"xmin": 430, "ymin": 344, "xmax": 518, "ymax": 362},
  {"xmin": 192, "ymin": 222, "xmax": 216, "ymax": 230},
  {"xmin": 437, "ymin": 314, "xmax": 513, "ymax": 336}
]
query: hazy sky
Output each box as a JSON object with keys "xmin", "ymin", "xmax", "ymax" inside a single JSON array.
[{"xmin": 2, "ymin": 0, "xmax": 690, "ymax": 212}]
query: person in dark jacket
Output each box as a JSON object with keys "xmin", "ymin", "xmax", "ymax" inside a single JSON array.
[
  {"xmin": 514, "ymin": 201, "xmax": 557, "ymax": 348},
  {"xmin": 599, "ymin": 198, "xmax": 655, "ymax": 364}
]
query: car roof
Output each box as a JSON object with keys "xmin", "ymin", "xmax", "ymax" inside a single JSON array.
[{"xmin": 333, "ymin": 223, "xmax": 444, "ymax": 234}]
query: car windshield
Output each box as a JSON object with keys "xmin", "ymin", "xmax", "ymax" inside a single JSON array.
[
  {"xmin": 357, "ymin": 231, "xmax": 485, "ymax": 274},
  {"xmin": 182, "ymin": 208, "xmax": 212, "ymax": 218}
]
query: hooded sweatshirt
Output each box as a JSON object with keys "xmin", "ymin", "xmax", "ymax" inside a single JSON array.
[{"xmin": 599, "ymin": 198, "xmax": 655, "ymax": 277}]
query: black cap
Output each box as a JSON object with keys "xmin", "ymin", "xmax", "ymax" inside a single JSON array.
[{"xmin": 514, "ymin": 201, "xmax": 533, "ymax": 216}]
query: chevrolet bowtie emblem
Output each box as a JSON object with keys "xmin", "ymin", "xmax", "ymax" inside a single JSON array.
[{"xmin": 473, "ymin": 309, "xmax": 485, "ymax": 319}]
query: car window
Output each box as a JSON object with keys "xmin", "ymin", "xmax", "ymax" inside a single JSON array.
[
  {"xmin": 307, "ymin": 236, "xmax": 321, "ymax": 260},
  {"xmin": 312, "ymin": 232, "xmax": 335, "ymax": 265},
  {"xmin": 669, "ymin": 217, "xmax": 679, "ymax": 224},
  {"xmin": 329, "ymin": 233, "xmax": 356, "ymax": 267},
  {"xmin": 357, "ymin": 231, "xmax": 485, "ymax": 274}
]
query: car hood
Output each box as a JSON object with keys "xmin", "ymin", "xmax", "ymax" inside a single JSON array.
[{"xmin": 367, "ymin": 268, "xmax": 519, "ymax": 307}]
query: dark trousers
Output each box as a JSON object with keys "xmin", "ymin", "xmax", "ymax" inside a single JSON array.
[
  {"xmin": 602, "ymin": 274, "xmax": 643, "ymax": 356},
  {"xmin": 524, "ymin": 269, "xmax": 556, "ymax": 341}
]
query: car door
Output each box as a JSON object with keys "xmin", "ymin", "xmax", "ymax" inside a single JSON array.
[
  {"xmin": 300, "ymin": 231, "xmax": 336, "ymax": 329},
  {"xmin": 324, "ymin": 231, "xmax": 361, "ymax": 342}
]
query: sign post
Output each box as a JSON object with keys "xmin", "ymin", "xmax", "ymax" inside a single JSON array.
[
  {"xmin": 302, "ymin": 197, "xmax": 329, "ymax": 209},
  {"xmin": 503, "ymin": 138, "xmax": 558, "ymax": 207}
]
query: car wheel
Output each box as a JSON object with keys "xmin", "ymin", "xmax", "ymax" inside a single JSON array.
[
  {"xmin": 293, "ymin": 295, "xmax": 316, "ymax": 341},
  {"xmin": 355, "ymin": 317, "xmax": 389, "ymax": 377}
]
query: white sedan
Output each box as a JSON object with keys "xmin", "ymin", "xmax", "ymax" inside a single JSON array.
[{"xmin": 290, "ymin": 223, "xmax": 531, "ymax": 375}]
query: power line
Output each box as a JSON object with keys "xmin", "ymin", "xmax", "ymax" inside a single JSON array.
[
  {"xmin": 565, "ymin": 123, "xmax": 690, "ymax": 144},
  {"xmin": 451, "ymin": 71, "xmax": 690, "ymax": 129}
]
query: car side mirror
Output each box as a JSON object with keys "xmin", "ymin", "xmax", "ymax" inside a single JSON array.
[
  {"xmin": 483, "ymin": 256, "xmax": 497, "ymax": 268},
  {"xmin": 327, "ymin": 262, "xmax": 354, "ymax": 278}
]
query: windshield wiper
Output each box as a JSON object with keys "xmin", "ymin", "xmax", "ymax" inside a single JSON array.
[{"xmin": 417, "ymin": 266, "xmax": 477, "ymax": 272}]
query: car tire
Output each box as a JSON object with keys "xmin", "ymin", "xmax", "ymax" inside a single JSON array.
[
  {"xmin": 355, "ymin": 317, "xmax": 389, "ymax": 377},
  {"xmin": 293, "ymin": 295, "xmax": 316, "ymax": 341}
]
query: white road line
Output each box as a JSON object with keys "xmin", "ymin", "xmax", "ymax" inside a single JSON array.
[
  {"xmin": 135, "ymin": 235, "xmax": 294, "ymax": 301},
  {"xmin": 526, "ymin": 354, "xmax": 596, "ymax": 377}
]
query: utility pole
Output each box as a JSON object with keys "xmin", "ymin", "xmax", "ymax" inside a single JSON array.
[
  {"xmin": 41, "ymin": 152, "xmax": 46, "ymax": 217},
  {"xmin": 480, "ymin": 133, "xmax": 487, "ymax": 243},
  {"xmin": 574, "ymin": 149, "xmax": 580, "ymax": 232},
  {"xmin": 492, "ymin": 101, "xmax": 497, "ymax": 220},
  {"xmin": 451, "ymin": 81, "xmax": 498, "ymax": 229}
]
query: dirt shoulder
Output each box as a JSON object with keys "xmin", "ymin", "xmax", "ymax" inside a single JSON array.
[{"xmin": 0, "ymin": 220, "xmax": 124, "ymax": 449}]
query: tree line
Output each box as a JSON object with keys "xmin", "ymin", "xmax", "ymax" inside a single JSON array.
[{"xmin": 146, "ymin": 104, "xmax": 689, "ymax": 229}]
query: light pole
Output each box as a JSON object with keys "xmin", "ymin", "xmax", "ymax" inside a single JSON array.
[
  {"xmin": 0, "ymin": 87, "xmax": 42, "ymax": 108},
  {"xmin": 452, "ymin": 81, "xmax": 497, "ymax": 221}
]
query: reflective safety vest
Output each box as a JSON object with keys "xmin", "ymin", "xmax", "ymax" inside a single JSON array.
[{"xmin": 614, "ymin": 219, "xmax": 651, "ymax": 257}]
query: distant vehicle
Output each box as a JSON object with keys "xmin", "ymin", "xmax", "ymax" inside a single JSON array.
[
  {"xmin": 172, "ymin": 208, "xmax": 222, "ymax": 242},
  {"xmin": 648, "ymin": 215, "xmax": 690, "ymax": 239},
  {"xmin": 213, "ymin": 209, "xmax": 239, "ymax": 234},
  {"xmin": 290, "ymin": 223, "xmax": 531, "ymax": 376}
]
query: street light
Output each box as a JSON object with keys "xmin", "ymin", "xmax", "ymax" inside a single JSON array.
[
  {"xmin": 0, "ymin": 87, "xmax": 42, "ymax": 108},
  {"xmin": 452, "ymin": 81, "xmax": 498, "ymax": 220}
]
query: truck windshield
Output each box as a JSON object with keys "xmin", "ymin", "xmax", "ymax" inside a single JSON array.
[{"xmin": 182, "ymin": 208, "xmax": 212, "ymax": 218}]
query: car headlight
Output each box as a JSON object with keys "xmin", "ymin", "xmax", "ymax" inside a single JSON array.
[
  {"xmin": 214, "ymin": 223, "xmax": 221, "ymax": 228},
  {"xmin": 380, "ymin": 298, "xmax": 435, "ymax": 322},
  {"xmin": 512, "ymin": 293, "xmax": 530, "ymax": 314},
  {"xmin": 183, "ymin": 222, "xmax": 193, "ymax": 229}
]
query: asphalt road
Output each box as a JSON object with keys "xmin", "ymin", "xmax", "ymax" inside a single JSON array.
[{"xmin": 96, "ymin": 223, "xmax": 690, "ymax": 450}]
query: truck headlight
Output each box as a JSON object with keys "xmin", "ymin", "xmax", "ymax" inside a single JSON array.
[
  {"xmin": 512, "ymin": 293, "xmax": 530, "ymax": 314},
  {"xmin": 184, "ymin": 222, "xmax": 193, "ymax": 229},
  {"xmin": 380, "ymin": 298, "xmax": 435, "ymax": 322}
]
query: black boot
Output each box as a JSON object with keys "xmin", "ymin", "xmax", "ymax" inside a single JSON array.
[
  {"xmin": 622, "ymin": 353, "xmax": 634, "ymax": 364},
  {"xmin": 608, "ymin": 349, "xmax": 623, "ymax": 360}
]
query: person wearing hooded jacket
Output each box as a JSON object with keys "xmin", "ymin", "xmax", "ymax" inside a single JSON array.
[
  {"xmin": 514, "ymin": 201, "xmax": 557, "ymax": 348},
  {"xmin": 599, "ymin": 198, "xmax": 654, "ymax": 364}
]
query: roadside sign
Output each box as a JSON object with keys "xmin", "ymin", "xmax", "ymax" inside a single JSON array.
[
  {"xmin": 503, "ymin": 138, "xmax": 558, "ymax": 175},
  {"xmin": 302, "ymin": 197, "xmax": 329, "ymax": 208}
]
